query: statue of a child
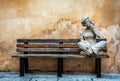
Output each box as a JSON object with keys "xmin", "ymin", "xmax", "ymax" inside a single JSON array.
[{"xmin": 78, "ymin": 17, "xmax": 107, "ymax": 55}]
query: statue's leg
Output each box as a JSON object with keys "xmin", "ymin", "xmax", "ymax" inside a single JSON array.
[
  {"xmin": 78, "ymin": 41, "xmax": 93, "ymax": 55},
  {"xmin": 78, "ymin": 41, "xmax": 87, "ymax": 50},
  {"xmin": 92, "ymin": 41, "xmax": 107, "ymax": 54}
]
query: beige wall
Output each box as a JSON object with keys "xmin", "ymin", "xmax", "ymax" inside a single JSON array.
[{"xmin": 0, "ymin": 0, "xmax": 120, "ymax": 73}]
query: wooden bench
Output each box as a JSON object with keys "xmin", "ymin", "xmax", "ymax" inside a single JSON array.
[{"xmin": 12, "ymin": 39, "xmax": 109, "ymax": 78}]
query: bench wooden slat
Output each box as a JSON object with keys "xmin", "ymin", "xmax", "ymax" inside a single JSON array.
[
  {"xmin": 17, "ymin": 48, "xmax": 107, "ymax": 52},
  {"xmin": 23, "ymin": 52, "xmax": 81, "ymax": 54},
  {"xmin": 17, "ymin": 39, "xmax": 80, "ymax": 43},
  {"xmin": 17, "ymin": 43, "xmax": 79, "ymax": 48},
  {"xmin": 17, "ymin": 43, "xmax": 107, "ymax": 48},
  {"xmin": 17, "ymin": 39, "xmax": 106, "ymax": 43},
  {"xmin": 17, "ymin": 48, "xmax": 81, "ymax": 52},
  {"xmin": 12, "ymin": 54, "xmax": 109, "ymax": 58}
]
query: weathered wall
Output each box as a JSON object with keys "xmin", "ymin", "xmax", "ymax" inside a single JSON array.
[{"xmin": 0, "ymin": 0, "xmax": 120, "ymax": 73}]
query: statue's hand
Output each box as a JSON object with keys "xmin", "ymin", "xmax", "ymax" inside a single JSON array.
[
  {"xmin": 90, "ymin": 25, "xmax": 95, "ymax": 30},
  {"xmin": 91, "ymin": 26, "xmax": 101, "ymax": 38}
]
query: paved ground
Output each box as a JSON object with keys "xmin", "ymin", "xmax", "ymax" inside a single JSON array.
[{"xmin": 0, "ymin": 72, "xmax": 120, "ymax": 81}]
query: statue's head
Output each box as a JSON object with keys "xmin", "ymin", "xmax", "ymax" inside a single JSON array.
[{"xmin": 81, "ymin": 17, "xmax": 95, "ymax": 27}]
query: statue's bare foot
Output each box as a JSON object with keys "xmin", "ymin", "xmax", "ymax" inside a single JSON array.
[
  {"xmin": 80, "ymin": 51, "xmax": 91, "ymax": 55},
  {"xmin": 97, "ymin": 51, "xmax": 107, "ymax": 55}
]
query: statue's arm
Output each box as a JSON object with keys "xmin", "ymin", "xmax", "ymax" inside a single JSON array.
[
  {"xmin": 91, "ymin": 26, "xmax": 101, "ymax": 38},
  {"xmin": 80, "ymin": 32, "xmax": 84, "ymax": 41}
]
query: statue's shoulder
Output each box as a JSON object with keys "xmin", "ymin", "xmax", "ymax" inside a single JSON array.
[{"xmin": 82, "ymin": 29, "xmax": 89, "ymax": 33}]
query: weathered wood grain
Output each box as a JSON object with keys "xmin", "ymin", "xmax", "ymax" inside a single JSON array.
[
  {"xmin": 17, "ymin": 39, "xmax": 106, "ymax": 43},
  {"xmin": 12, "ymin": 54, "xmax": 109, "ymax": 58},
  {"xmin": 17, "ymin": 39, "xmax": 80, "ymax": 43},
  {"xmin": 17, "ymin": 48, "xmax": 81, "ymax": 52},
  {"xmin": 17, "ymin": 43, "xmax": 79, "ymax": 48},
  {"xmin": 17, "ymin": 47, "xmax": 107, "ymax": 53}
]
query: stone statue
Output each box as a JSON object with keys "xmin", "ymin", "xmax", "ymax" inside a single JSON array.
[{"xmin": 77, "ymin": 17, "xmax": 107, "ymax": 55}]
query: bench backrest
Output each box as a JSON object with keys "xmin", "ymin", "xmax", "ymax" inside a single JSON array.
[{"xmin": 17, "ymin": 39, "xmax": 107, "ymax": 55}]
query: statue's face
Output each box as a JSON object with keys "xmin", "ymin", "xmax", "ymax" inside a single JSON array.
[
  {"xmin": 81, "ymin": 18, "xmax": 91, "ymax": 27},
  {"xmin": 81, "ymin": 22, "xmax": 86, "ymax": 26},
  {"xmin": 85, "ymin": 19, "xmax": 91, "ymax": 27}
]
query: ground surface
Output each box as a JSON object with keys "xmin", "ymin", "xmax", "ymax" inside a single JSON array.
[{"xmin": 0, "ymin": 72, "xmax": 120, "ymax": 81}]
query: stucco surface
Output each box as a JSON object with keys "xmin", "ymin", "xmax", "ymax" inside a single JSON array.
[{"xmin": 0, "ymin": 0, "xmax": 120, "ymax": 73}]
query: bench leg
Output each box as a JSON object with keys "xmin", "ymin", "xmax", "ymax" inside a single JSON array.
[
  {"xmin": 57, "ymin": 58, "xmax": 63, "ymax": 77},
  {"xmin": 24, "ymin": 58, "xmax": 28, "ymax": 73},
  {"xmin": 95, "ymin": 58, "xmax": 101, "ymax": 78},
  {"xmin": 61, "ymin": 58, "xmax": 63, "ymax": 73},
  {"xmin": 20, "ymin": 58, "xmax": 25, "ymax": 76},
  {"xmin": 95, "ymin": 58, "xmax": 97, "ymax": 74}
]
